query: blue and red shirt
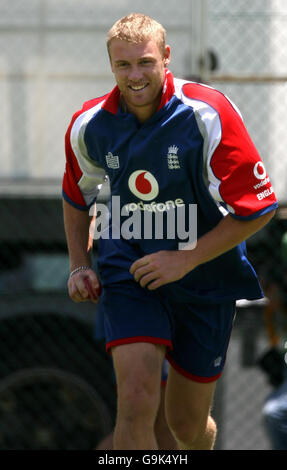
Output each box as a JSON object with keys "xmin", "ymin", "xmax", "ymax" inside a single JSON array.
[{"xmin": 63, "ymin": 70, "xmax": 277, "ymax": 303}]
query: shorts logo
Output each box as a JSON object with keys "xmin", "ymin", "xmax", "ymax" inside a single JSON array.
[
  {"xmin": 214, "ymin": 356, "xmax": 222, "ymax": 367},
  {"xmin": 128, "ymin": 170, "xmax": 159, "ymax": 201},
  {"xmin": 253, "ymin": 161, "xmax": 267, "ymax": 180}
]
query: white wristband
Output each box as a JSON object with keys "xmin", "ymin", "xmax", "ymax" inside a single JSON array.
[{"xmin": 69, "ymin": 266, "xmax": 91, "ymax": 278}]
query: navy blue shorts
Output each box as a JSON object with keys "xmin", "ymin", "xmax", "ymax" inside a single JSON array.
[
  {"xmin": 94, "ymin": 296, "xmax": 169, "ymax": 384},
  {"xmin": 96, "ymin": 280, "xmax": 236, "ymax": 383}
]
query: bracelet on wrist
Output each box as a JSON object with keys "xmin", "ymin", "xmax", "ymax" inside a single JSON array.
[{"xmin": 69, "ymin": 266, "xmax": 91, "ymax": 278}]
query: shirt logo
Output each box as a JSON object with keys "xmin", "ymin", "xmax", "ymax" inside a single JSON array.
[
  {"xmin": 253, "ymin": 161, "xmax": 266, "ymax": 180},
  {"xmin": 128, "ymin": 170, "xmax": 159, "ymax": 201},
  {"xmin": 167, "ymin": 145, "xmax": 180, "ymax": 170},
  {"xmin": 106, "ymin": 152, "xmax": 120, "ymax": 169}
]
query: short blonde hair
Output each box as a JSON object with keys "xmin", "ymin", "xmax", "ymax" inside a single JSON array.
[{"xmin": 107, "ymin": 13, "xmax": 166, "ymax": 56}]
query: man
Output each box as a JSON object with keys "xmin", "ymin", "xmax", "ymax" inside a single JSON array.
[{"xmin": 62, "ymin": 13, "xmax": 278, "ymax": 450}]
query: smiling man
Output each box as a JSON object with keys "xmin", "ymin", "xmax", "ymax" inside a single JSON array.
[
  {"xmin": 62, "ymin": 13, "xmax": 277, "ymax": 450},
  {"xmin": 108, "ymin": 37, "xmax": 170, "ymax": 122}
]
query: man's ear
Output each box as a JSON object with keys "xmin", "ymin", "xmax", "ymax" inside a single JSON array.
[{"xmin": 163, "ymin": 45, "xmax": 171, "ymax": 67}]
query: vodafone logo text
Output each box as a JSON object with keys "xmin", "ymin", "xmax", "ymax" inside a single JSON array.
[
  {"xmin": 128, "ymin": 170, "xmax": 159, "ymax": 201},
  {"xmin": 127, "ymin": 170, "xmax": 184, "ymax": 212},
  {"xmin": 253, "ymin": 161, "xmax": 274, "ymax": 200}
]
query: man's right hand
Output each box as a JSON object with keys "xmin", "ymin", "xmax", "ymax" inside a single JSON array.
[{"xmin": 68, "ymin": 268, "xmax": 101, "ymax": 304}]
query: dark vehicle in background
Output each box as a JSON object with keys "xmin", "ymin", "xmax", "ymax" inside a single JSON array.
[{"xmin": 0, "ymin": 181, "xmax": 116, "ymax": 449}]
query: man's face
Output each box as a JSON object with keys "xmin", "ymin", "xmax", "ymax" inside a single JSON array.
[{"xmin": 109, "ymin": 39, "xmax": 171, "ymax": 121}]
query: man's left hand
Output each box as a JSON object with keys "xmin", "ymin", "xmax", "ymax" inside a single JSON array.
[{"xmin": 130, "ymin": 250, "xmax": 191, "ymax": 290}]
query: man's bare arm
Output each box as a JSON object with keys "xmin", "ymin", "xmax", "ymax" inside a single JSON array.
[
  {"xmin": 183, "ymin": 209, "xmax": 276, "ymax": 270},
  {"xmin": 63, "ymin": 199, "xmax": 100, "ymax": 302},
  {"xmin": 63, "ymin": 199, "xmax": 93, "ymax": 270}
]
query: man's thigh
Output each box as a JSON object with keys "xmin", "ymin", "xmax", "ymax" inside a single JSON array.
[
  {"xmin": 111, "ymin": 342, "xmax": 166, "ymax": 413},
  {"xmin": 112, "ymin": 342, "xmax": 166, "ymax": 386}
]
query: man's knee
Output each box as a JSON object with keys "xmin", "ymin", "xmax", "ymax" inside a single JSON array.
[
  {"xmin": 112, "ymin": 343, "xmax": 165, "ymax": 422},
  {"xmin": 166, "ymin": 415, "xmax": 202, "ymax": 445},
  {"xmin": 118, "ymin": 382, "xmax": 161, "ymax": 422},
  {"xmin": 167, "ymin": 409, "xmax": 216, "ymax": 447}
]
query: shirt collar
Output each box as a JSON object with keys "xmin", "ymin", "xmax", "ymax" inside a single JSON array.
[
  {"xmin": 157, "ymin": 69, "xmax": 175, "ymax": 111},
  {"xmin": 102, "ymin": 68, "xmax": 175, "ymax": 115}
]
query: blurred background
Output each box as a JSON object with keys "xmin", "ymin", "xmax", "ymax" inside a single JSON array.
[{"xmin": 1, "ymin": 0, "xmax": 287, "ymax": 450}]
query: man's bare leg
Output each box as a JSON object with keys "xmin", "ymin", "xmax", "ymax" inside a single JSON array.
[
  {"xmin": 111, "ymin": 342, "xmax": 166, "ymax": 450},
  {"xmin": 155, "ymin": 385, "xmax": 178, "ymax": 450},
  {"xmin": 165, "ymin": 366, "xmax": 217, "ymax": 450},
  {"xmin": 95, "ymin": 383, "xmax": 178, "ymax": 450}
]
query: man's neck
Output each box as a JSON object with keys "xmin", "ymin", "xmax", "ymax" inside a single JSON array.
[{"xmin": 120, "ymin": 93, "xmax": 162, "ymax": 124}]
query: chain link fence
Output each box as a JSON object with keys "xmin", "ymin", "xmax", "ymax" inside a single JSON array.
[
  {"xmin": 207, "ymin": 1, "xmax": 287, "ymax": 450},
  {"xmin": 0, "ymin": 0, "xmax": 287, "ymax": 449}
]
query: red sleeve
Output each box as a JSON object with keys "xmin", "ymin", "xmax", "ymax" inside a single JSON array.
[
  {"xmin": 62, "ymin": 110, "xmax": 88, "ymax": 210},
  {"xmin": 183, "ymin": 83, "xmax": 278, "ymax": 219},
  {"xmin": 62, "ymin": 97, "xmax": 107, "ymax": 210}
]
